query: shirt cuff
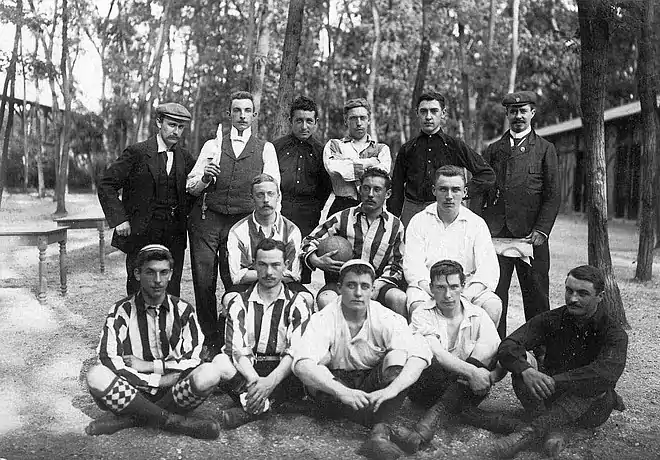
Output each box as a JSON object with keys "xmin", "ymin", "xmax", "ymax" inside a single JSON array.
[
  {"xmin": 147, "ymin": 373, "xmax": 162, "ymax": 388},
  {"xmin": 534, "ymin": 229, "xmax": 548, "ymax": 239},
  {"xmin": 153, "ymin": 359, "xmax": 165, "ymax": 375}
]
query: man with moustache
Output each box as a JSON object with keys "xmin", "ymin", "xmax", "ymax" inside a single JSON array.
[
  {"xmin": 490, "ymin": 265, "xmax": 627, "ymax": 458},
  {"xmin": 323, "ymin": 98, "xmax": 391, "ymax": 216},
  {"xmin": 186, "ymin": 91, "xmax": 280, "ymax": 358},
  {"xmin": 404, "ymin": 166, "xmax": 501, "ymax": 325},
  {"xmin": 98, "ymin": 103, "xmax": 196, "ymax": 296},
  {"xmin": 224, "ymin": 174, "xmax": 313, "ymax": 310},
  {"xmin": 389, "ymin": 91, "xmax": 495, "ymax": 226},
  {"xmin": 481, "ymin": 91, "xmax": 560, "ymax": 338}
]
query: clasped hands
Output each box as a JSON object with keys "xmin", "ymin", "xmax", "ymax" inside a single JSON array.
[{"xmin": 336, "ymin": 385, "xmax": 399, "ymax": 413}]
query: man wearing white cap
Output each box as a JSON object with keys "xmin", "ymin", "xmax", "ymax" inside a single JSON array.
[
  {"xmin": 292, "ymin": 259, "xmax": 431, "ymax": 460},
  {"xmin": 99, "ymin": 102, "xmax": 196, "ymax": 296}
]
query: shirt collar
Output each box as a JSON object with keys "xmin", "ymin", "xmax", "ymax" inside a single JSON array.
[
  {"xmin": 156, "ymin": 133, "xmax": 169, "ymax": 153},
  {"xmin": 135, "ymin": 291, "xmax": 171, "ymax": 312},
  {"xmin": 354, "ymin": 204, "xmax": 390, "ymax": 221},
  {"xmin": 424, "ymin": 203, "xmax": 468, "ymax": 222},
  {"xmin": 423, "ymin": 298, "xmax": 481, "ymax": 323},
  {"xmin": 417, "ymin": 127, "xmax": 448, "ymax": 141},
  {"xmin": 341, "ymin": 134, "xmax": 375, "ymax": 145},
  {"xmin": 231, "ymin": 126, "xmax": 252, "ymax": 142},
  {"xmin": 248, "ymin": 283, "xmax": 287, "ymax": 307},
  {"xmin": 251, "ymin": 211, "xmax": 283, "ymax": 235},
  {"xmin": 510, "ymin": 126, "xmax": 531, "ymax": 139}
]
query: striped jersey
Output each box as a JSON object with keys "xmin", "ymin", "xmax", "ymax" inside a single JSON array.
[
  {"xmin": 223, "ymin": 283, "xmax": 310, "ymax": 362},
  {"xmin": 301, "ymin": 204, "xmax": 405, "ymax": 285},
  {"xmin": 97, "ymin": 292, "xmax": 203, "ymax": 394},
  {"xmin": 227, "ymin": 211, "xmax": 302, "ymax": 284}
]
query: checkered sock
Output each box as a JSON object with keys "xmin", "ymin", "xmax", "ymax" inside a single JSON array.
[
  {"xmin": 169, "ymin": 375, "xmax": 209, "ymax": 412},
  {"xmin": 92, "ymin": 375, "xmax": 169, "ymax": 426}
]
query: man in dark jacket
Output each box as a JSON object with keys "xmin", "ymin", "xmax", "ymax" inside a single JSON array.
[
  {"xmin": 388, "ymin": 91, "xmax": 495, "ymax": 226},
  {"xmin": 481, "ymin": 91, "xmax": 560, "ymax": 338},
  {"xmin": 490, "ymin": 265, "xmax": 627, "ymax": 458},
  {"xmin": 98, "ymin": 102, "xmax": 195, "ymax": 296}
]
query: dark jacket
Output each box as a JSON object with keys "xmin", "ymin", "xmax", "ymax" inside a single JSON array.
[
  {"xmin": 481, "ymin": 130, "xmax": 560, "ymax": 237},
  {"xmin": 98, "ymin": 136, "xmax": 195, "ymax": 253}
]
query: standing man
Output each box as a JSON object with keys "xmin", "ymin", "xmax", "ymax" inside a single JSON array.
[
  {"xmin": 302, "ymin": 167, "xmax": 407, "ymax": 317},
  {"xmin": 85, "ymin": 245, "xmax": 222, "ymax": 439},
  {"xmin": 213, "ymin": 238, "xmax": 311, "ymax": 429},
  {"xmin": 273, "ymin": 95, "xmax": 332, "ymax": 239},
  {"xmin": 491, "ymin": 265, "xmax": 627, "ymax": 458},
  {"xmin": 404, "ymin": 166, "xmax": 502, "ymax": 325},
  {"xmin": 292, "ymin": 260, "xmax": 430, "ymax": 460},
  {"xmin": 481, "ymin": 91, "xmax": 560, "ymax": 338},
  {"xmin": 186, "ymin": 91, "xmax": 280, "ymax": 357},
  {"xmin": 323, "ymin": 98, "xmax": 391, "ymax": 216},
  {"xmin": 389, "ymin": 91, "xmax": 495, "ymax": 226},
  {"xmin": 98, "ymin": 102, "xmax": 195, "ymax": 296}
]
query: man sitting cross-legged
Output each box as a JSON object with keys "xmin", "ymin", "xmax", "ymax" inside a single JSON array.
[
  {"xmin": 489, "ymin": 265, "xmax": 628, "ymax": 459},
  {"xmin": 392, "ymin": 260, "xmax": 505, "ymax": 454},
  {"xmin": 225, "ymin": 173, "xmax": 313, "ymax": 312},
  {"xmin": 404, "ymin": 165, "xmax": 502, "ymax": 325},
  {"xmin": 292, "ymin": 260, "xmax": 431, "ymax": 460},
  {"xmin": 85, "ymin": 244, "xmax": 221, "ymax": 439},
  {"xmin": 302, "ymin": 167, "xmax": 407, "ymax": 317},
  {"xmin": 213, "ymin": 238, "xmax": 311, "ymax": 429}
]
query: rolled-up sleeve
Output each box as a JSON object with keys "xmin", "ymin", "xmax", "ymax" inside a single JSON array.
[
  {"xmin": 386, "ymin": 312, "xmax": 432, "ymax": 365},
  {"xmin": 186, "ymin": 139, "xmax": 217, "ymax": 196},
  {"xmin": 262, "ymin": 142, "xmax": 281, "ymax": 185}
]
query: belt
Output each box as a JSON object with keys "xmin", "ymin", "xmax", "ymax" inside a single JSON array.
[{"xmin": 255, "ymin": 354, "xmax": 281, "ymax": 362}]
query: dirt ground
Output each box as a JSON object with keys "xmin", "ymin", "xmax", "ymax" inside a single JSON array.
[{"xmin": 0, "ymin": 192, "xmax": 659, "ymax": 460}]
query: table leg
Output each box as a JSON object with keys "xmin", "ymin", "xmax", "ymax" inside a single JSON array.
[
  {"xmin": 97, "ymin": 223, "xmax": 106, "ymax": 273},
  {"xmin": 37, "ymin": 237, "xmax": 48, "ymax": 303},
  {"xmin": 59, "ymin": 239, "xmax": 67, "ymax": 296}
]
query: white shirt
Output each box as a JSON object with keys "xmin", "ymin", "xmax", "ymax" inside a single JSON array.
[
  {"xmin": 403, "ymin": 204, "xmax": 499, "ymax": 299},
  {"xmin": 186, "ymin": 124, "xmax": 280, "ymax": 196},
  {"xmin": 156, "ymin": 134, "xmax": 173, "ymax": 174}
]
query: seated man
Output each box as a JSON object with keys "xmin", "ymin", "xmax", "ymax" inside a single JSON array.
[
  {"xmin": 225, "ymin": 173, "xmax": 313, "ymax": 311},
  {"xmin": 404, "ymin": 165, "xmax": 502, "ymax": 325},
  {"xmin": 213, "ymin": 238, "xmax": 311, "ymax": 429},
  {"xmin": 302, "ymin": 167, "xmax": 407, "ymax": 317},
  {"xmin": 393, "ymin": 260, "xmax": 504, "ymax": 454},
  {"xmin": 292, "ymin": 260, "xmax": 431, "ymax": 460},
  {"xmin": 491, "ymin": 265, "xmax": 628, "ymax": 459},
  {"xmin": 85, "ymin": 245, "xmax": 221, "ymax": 439}
]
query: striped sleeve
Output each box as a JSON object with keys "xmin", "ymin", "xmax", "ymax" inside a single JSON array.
[
  {"xmin": 284, "ymin": 221, "xmax": 303, "ymax": 282},
  {"xmin": 97, "ymin": 300, "xmax": 159, "ymax": 388},
  {"xmin": 376, "ymin": 216, "xmax": 405, "ymax": 285},
  {"xmin": 301, "ymin": 212, "xmax": 341, "ymax": 269},
  {"xmin": 283, "ymin": 295, "xmax": 312, "ymax": 357},
  {"xmin": 228, "ymin": 221, "xmax": 251, "ymax": 284},
  {"xmin": 164, "ymin": 299, "xmax": 203, "ymax": 372},
  {"xmin": 224, "ymin": 295, "xmax": 253, "ymax": 362}
]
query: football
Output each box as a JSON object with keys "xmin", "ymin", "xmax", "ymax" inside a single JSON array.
[{"xmin": 317, "ymin": 235, "xmax": 354, "ymax": 262}]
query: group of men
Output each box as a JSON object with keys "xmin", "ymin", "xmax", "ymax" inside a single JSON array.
[{"xmin": 91, "ymin": 90, "xmax": 628, "ymax": 459}]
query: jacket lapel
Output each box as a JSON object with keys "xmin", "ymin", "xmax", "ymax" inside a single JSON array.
[{"xmin": 144, "ymin": 137, "xmax": 161, "ymax": 182}]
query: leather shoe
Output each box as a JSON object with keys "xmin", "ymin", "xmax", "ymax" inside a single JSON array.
[
  {"xmin": 490, "ymin": 426, "xmax": 538, "ymax": 459},
  {"xmin": 164, "ymin": 414, "xmax": 220, "ymax": 439},
  {"xmin": 543, "ymin": 430, "xmax": 567, "ymax": 458},
  {"xmin": 85, "ymin": 414, "xmax": 137, "ymax": 435},
  {"xmin": 359, "ymin": 423, "xmax": 404, "ymax": 460}
]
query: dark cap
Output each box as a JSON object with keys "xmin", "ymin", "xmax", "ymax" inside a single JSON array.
[
  {"xmin": 156, "ymin": 102, "xmax": 192, "ymax": 122},
  {"xmin": 502, "ymin": 91, "xmax": 537, "ymax": 107}
]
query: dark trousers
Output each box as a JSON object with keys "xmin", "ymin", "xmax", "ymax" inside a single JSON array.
[
  {"xmin": 188, "ymin": 205, "xmax": 249, "ymax": 347},
  {"xmin": 281, "ymin": 196, "xmax": 324, "ymax": 284},
  {"xmin": 408, "ymin": 360, "xmax": 487, "ymax": 412},
  {"xmin": 327, "ymin": 196, "xmax": 360, "ymax": 217},
  {"xmin": 124, "ymin": 219, "xmax": 186, "ymax": 297},
  {"xmin": 512, "ymin": 374, "xmax": 616, "ymax": 430},
  {"xmin": 495, "ymin": 228, "xmax": 550, "ymax": 338},
  {"xmin": 313, "ymin": 363, "xmax": 405, "ymax": 428}
]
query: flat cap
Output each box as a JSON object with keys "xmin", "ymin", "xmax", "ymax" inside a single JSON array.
[
  {"xmin": 156, "ymin": 102, "xmax": 191, "ymax": 122},
  {"xmin": 340, "ymin": 259, "xmax": 376, "ymax": 278},
  {"xmin": 502, "ymin": 91, "xmax": 537, "ymax": 107}
]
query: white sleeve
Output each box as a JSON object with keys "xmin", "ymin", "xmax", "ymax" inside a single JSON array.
[
  {"xmin": 262, "ymin": 142, "xmax": 281, "ymax": 184},
  {"xmin": 186, "ymin": 139, "xmax": 217, "ymax": 196},
  {"xmin": 467, "ymin": 219, "xmax": 500, "ymax": 292},
  {"xmin": 323, "ymin": 140, "xmax": 357, "ymax": 181},
  {"xmin": 402, "ymin": 214, "xmax": 430, "ymax": 287}
]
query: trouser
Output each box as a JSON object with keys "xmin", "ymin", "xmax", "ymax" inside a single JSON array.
[
  {"xmin": 400, "ymin": 197, "xmax": 434, "ymax": 228},
  {"xmin": 312, "ymin": 359, "xmax": 406, "ymax": 428},
  {"xmin": 188, "ymin": 205, "xmax": 249, "ymax": 347},
  {"xmin": 408, "ymin": 359, "xmax": 487, "ymax": 412},
  {"xmin": 281, "ymin": 196, "xmax": 325, "ymax": 284},
  {"xmin": 495, "ymin": 227, "xmax": 550, "ymax": 338},
  {"xmin": 327, "ymin": 196, "xmax": 360, "ymax": 217},
  {"xmin": 124, "ymin": 219, "xmax": 186, "ymax": 297}
]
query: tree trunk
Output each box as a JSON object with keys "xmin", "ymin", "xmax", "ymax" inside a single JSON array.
[
  {"xmin": 475, "ymin": 0, "xmax": 497, "ymax": 152},
  {"xmin": 21, "ymin": 34, "xmax": 29, "ymax": 192},
  {"xmin": 54, "ymin": 0, "xmax": 72, "ymax": 216},
  {"xmin": 409, "ymin": 0, "xmax": 432, "ymax": 134},
  {"xmin": 273, "ymin": 0, "xmax": 306, "ymax": 140},
  {"xmin": 245, "ymin": 0, "xmax": 257, "ymax": 91},
  {"xmin": 134, "ymin": 0, "xmax": 172, "ymax": 143},
  {"xmin": 457, "ymin": 20, "xmax": 472, "ymax": 143},
  {"xmin": 577, "ymin": 0, "xmax": 628, "ymax": 327},
  {"xmin": 503, "ymin": 0, "xmax": 520, "ymax": 132},
  {"xmin": 0, "ymin": 0, "xmax": 22, "ymax": 209},
  {"xmin": 191, "ymin": 74, "xmax": 206, "ymax": 158},
  {"xmin": 635, "ymin": 0, "xmax": 657, "ymax": 281},
  {"xmin": 366, "ymin": 0, "xmax": 381, "ymax": 142},
  {"xmin": 250, "ymin": 0, "xmax": 272, "ymax": 135}
]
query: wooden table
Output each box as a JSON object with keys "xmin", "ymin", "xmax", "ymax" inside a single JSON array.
[
  {"xmin": 55, "ymin": 216, "xmax": 108, "ymax": 272},
  {"xmin": 0, "ymin": 226, "xmax": 68, "ymax": 302}
]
